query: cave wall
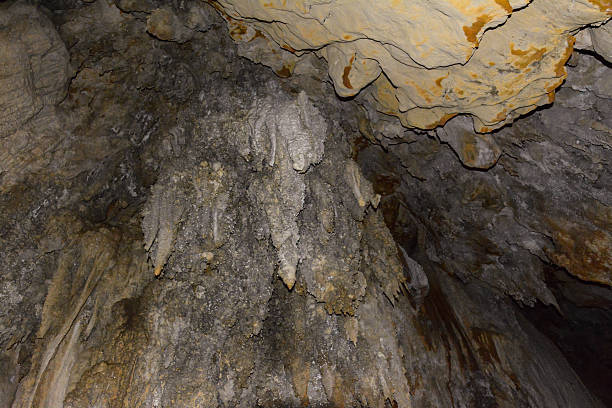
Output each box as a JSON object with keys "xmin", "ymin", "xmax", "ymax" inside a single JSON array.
[
  {"xmin": 359, "ymin": 51, "xmax": 612, "ymax": 306},
  {"xmin": 0, "ymin": 1, "xmax": 610, "ymax": 407}
]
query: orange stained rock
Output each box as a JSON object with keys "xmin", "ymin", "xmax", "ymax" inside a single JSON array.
[
  {"xmin": 263, "ymin": 0, "xmax": 287, "ymax": 8},
  {"xmin": 213, "ymin": 0, "xmax": 611, "ymax": 132},
  {"xmin": 406, "ymin": 80, "xmax": 432, "ymax": 103},
  {"xmin": 462, "ymin": 139, "xmax": 479, "ymax": 165},
  {"xmin": 435, "ymin": 73, "xmax": 449, "ymax": 87},
  {"xmin": 249, "ymin": 30, "xmax": 266, "ymax": 42},
  {"xmin": 228, "ymin": 20, "xmax": 247, "ymax": 39},
  {"xmin": 493, "ymin": 0, "xmax": 513, "ymax": 13},
  {"xmin": 494, "ymin": 109, "xmax": 507, "ymax": 121},
  {"xmin": 342, "ymin": 55, "xmax": 355, "ymax": 89},
  {"xmin": 426, "ymin": 113, "xmax": 458, "ymax": 129},
  {"xmin": 509, "ymin": 43, "xmax": 547, "ymax": 69},
  {"xmin": 471, "ymin": 328, "xmax": 501, "ymax": 365},
  {"xmin": 276, "ymin": 64, "xmax": 293, "ymax": 78},
  {"xmin": 463, "ymin": 14, "xmax": 492, "ymax": 46},
  {"xmin": 546, "ymin": 78, "xmax": 564, "ymax": 93},
  {"xmin": 547, "ymin": 223, "xmax": 612, "ymax": 286},
  {"xmin": 587, "ymin": 0, "xmax": 612, "ymax": 13},
  {"xmin": 374, "ymin": 77, "xmax": 399, "ymax": 111},
  {"xmin": 281, "ymin": 43, "xmax": 297, "ymax": 53}
]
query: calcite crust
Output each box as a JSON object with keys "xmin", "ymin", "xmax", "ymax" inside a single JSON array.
[{"xmin": 212, "ymin": 0, "xmax": 611, "ymax": 132}]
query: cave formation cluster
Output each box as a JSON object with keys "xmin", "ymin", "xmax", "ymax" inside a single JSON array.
[{"xmin": 0, "ymin": 0, "xmax": 611, "ymax": 407}]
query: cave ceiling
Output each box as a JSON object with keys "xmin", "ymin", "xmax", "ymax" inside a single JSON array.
[{"xmin": 206, "ymin": 0, "xmax": 611, "ymax": 131}]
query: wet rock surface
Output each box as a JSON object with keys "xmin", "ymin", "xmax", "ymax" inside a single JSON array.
[{"xmin": 0, "ymin": 1, "xmax": 610, "ymax": 407}]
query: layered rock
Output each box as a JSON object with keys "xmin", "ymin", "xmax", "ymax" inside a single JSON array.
[{"xmin": 212, "ymin": 0, "xmax": 611, "ymax": 132}]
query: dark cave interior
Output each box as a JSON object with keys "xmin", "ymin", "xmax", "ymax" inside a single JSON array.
[{"xmin": 0, "ymin": 0, "xmax": 611, "ymax": 407}]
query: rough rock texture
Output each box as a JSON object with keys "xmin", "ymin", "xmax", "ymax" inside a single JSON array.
[
  {"xmin": 576, "ymin": 19, "xmax": 612, "ymax": 62},
  {"xmin": 0, "ymin": 0, "xmax": 610, "ymax": 407},
  {"xmin": 212, "ymin": 0, "xmax": 611, "ymax": 132},
  {"xmin": 359, "ymin": 51, "xmax": 612, "ymax": 305}
]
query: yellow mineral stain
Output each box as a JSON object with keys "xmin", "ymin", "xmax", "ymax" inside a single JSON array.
[
  {"xmin": 331, "ymin": 374, "xmax": 346, "ymax": 408},
  {"xmin": 435, "ymin": 73, "xmax": 449, "ymax": 88},
  {"xmin": 229, "ymin": 21, "xmax": 248, "ymax": 40},
  {"xmin": 406, "ymin": 80, "xmax": 432, "ymax": 103},
  {"xmin": 374, "ymin": 77, "xmax": 400, "ymax": 111},
  {"xmin": 463, "ymin": 14, "xmax": 492, "ymax": 47},
  {"xmin": 494, "ymin": 109, "xmax": 507, "ymax": 121},
  {"xmin": 546, "ymin": 220, "xmax": 612, "ymax": 285},
  {"xmin": 493, "ymin": 0, "xmax": 513, "ymax": 13},
  {"xmin": 281, "ymin": 43, "xmax": 297, "ymax": 53},
  {"xmin": 276, "ymin": 64, "xmax": 293, "ymax": 78},
  {"xmin": 462, "ymin": 137, "xmax": 479, "ymax": 165},
  {"xmin": 343, "ymin": 55, "xmax": 355, "ymax": 89},
  {"xmin": 447, "ymin": 0, "xmax": 486, "ymax": 14},
  {"xmin": 509, "ymin": 43, "xmax": 547, "ymax": 69},
  {"xmin": 425, "ymin": 113, "xmax": 458, "ymax": 129},
  {"xmin": 249, "ymin": 29, "xmax": 266, "ymax": 42},
  {"xmin": 546, "ymin": 78, "xmax": 564, "ymax": 93},
  {"xmin": 587, "ymin": 0, "xmax": 612, "ymax": 14}
]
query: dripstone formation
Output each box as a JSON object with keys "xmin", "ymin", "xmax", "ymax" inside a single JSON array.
[{"xmin": 0, "ymin": 1, "xmax": 610, "ymax": 407}]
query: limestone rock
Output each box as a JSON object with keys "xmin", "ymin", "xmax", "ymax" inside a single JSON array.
[
  {"xmin": 146, "ymin": 8, "xmax": 194, "ymax": 43},
  {"xmin": 142, "ymin": 172, "xmax": 187, "ymax": 277},
  {"xmin": 0, "ymin": 3, "xmax": 70, "ymax": 138},
  {"xmin": 247, "ymin": 89, "xmax": 327, "ymax": 289},
  {"xmin": 576, "ymin": 19, "xmax": 612, "ymax": 63},
  {"xmin": 436, "ymin": 115, "xmax": 501, "ymax": 169},
  {"xmin": 213, "ymin": 0, "xmax": 611, "ymax": 132},
  {"xmin": 0, "ymin": 2, "xmax": 609, "ymax": 407},
  {"xmin": 0, "ymin": 2, "xmax": 71, "ymax": 191},
  {"xmin": 397, "ymin": 245, "xmax": 429, "ymax": 307},
  {"xmin": 359, "ymin": 52, "xmax": 612, "ymax": 306},
  {"xmin": 591, "ymin": 20, "xmax": 612, "ymax": 62}
]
